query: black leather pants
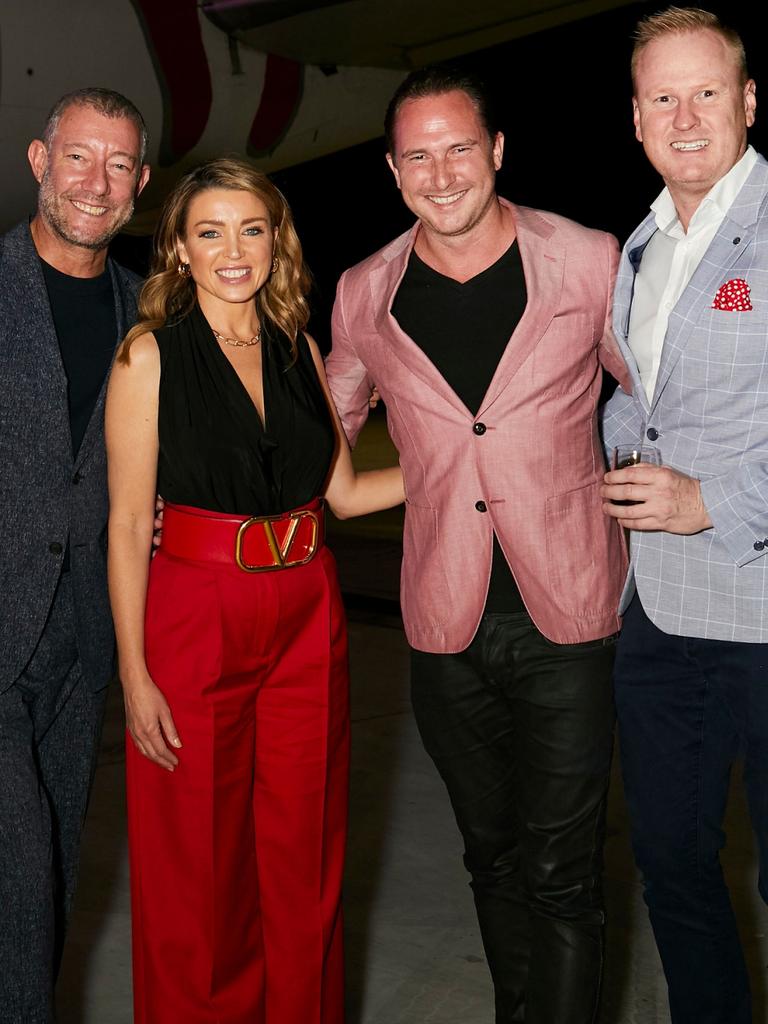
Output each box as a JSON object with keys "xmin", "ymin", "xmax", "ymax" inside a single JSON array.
[{"xmin": 411, "ymin": 611, "xmax": 616, "ymax": 1024}]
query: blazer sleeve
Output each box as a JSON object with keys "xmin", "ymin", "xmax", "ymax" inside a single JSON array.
[
  {"xmin": 600, "ymin": 383, "xmax": 644, "ymax": 463},
  {"xmin": 700, "ymin": 464, "xmax": 768, "ymax": 567},
  {"xmin": 325, "ymin": 270, "xmax": 375, "ymax": 448}
]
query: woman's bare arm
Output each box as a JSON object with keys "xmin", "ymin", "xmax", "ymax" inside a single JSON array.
[{"xmin": 106, "ymin": 333, "xmax": 180, "ymax": 771}]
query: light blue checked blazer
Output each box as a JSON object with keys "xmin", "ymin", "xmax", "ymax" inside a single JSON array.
[{"xmin": 602, "ymin": 154, "xmax": 768, "ymax": 642}]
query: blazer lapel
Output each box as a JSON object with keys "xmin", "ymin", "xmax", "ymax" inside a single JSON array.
[
  {"xmin": 650, "ymin": 158, "xmax": 768, "ymax": 411},
  {"xmin": 371, "ymin": 225, "xmax": 473, "ymax": 416},
  {"xmin": 649, "ymin": 230, "xmax": 739, "ymax": 409},
  {"xmin": 0, "ymin": 223, "xmax": 68, "ymax": 387},
  {"xmin": 0, "ymin": 224, "xmax": 72, "ymax": 459},
  {"xmin": 613, "ymin": 216, "xmax": 656, "ymax": 344},
  {"xmin": 479, "ymin": 203, "xmax": 563, "ymax": 414},
  {"xmin": 75, "ymin": 260, "xmax": 134, "ymax": 470},
  {"xmin": 611, "ymin": 215, "xmax": 657, "ymax": 415}
]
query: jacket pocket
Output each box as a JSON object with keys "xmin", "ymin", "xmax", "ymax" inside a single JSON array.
[
  {"xmin": 544, "ymin": 480, "xmax": 619, "ymax": 617},
  {"xmin": 401, "ymin": 502, "xmax": 450, "ymax": 627}
]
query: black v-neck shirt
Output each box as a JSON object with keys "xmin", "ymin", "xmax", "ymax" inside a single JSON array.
[
  {"xmin": 41, "ymin": 258, "xmax": 116, "ymax": 459},
  {"xmin": 391, "ymin": 241, "xmax": 527, "ymax": 612},
  {"xmin": 154, "ymin": 304, "xmax": 334, "ymax": 516}
]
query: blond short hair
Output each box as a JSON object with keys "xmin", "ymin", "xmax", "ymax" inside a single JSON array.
[{"xmin": 631, "ymin": 7, "xmax": 748, "ymax": 88}]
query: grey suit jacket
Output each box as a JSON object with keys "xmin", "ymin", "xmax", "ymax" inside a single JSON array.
[
  {"xmin": 602, "ymin": 154, "xmax": 768, "ymax": 642},
  {"xmin": 0, "ymin": 221, "xmax": 140, "ymax": 692}
]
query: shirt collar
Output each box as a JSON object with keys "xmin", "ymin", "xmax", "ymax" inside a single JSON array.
[{"xmin": 650, "ymin": 145, "xmax": 758, "ymax": 237}]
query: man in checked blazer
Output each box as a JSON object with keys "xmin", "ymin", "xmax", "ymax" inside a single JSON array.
[
  {"xmin": 0, "ymin": 89, "xmax": 149, "ymax": 1022},
  {"xmin": 601, "ymin": 9, "xmax": 767, "ymax": 1023},
  {"xmin": 327, "ymin": 66, "xmax": 630, "ymax": 1022}
]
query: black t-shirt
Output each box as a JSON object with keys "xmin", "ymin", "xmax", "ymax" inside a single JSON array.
[
  {"xmin": 41, "ymin": 259, "xmax": 116, "ymax": 458},
  {"xmin": 154, "ymin": 304, "xmax": 334, "ymax": 516},
  {"xmin": 391, "ymin": 241, "xmax": 527, "ymax": 612}
]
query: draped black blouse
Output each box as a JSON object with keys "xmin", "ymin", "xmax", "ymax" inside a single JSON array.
[{"xmin": 154, "ymin": 304, "xmax": 334, "ymax": 516}]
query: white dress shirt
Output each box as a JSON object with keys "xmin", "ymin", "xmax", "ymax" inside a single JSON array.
[{"xmin": 628, "ymin": 145, "xmax": 758, "ymax": 402}]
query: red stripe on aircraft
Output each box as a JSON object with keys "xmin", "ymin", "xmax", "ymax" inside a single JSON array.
[
  {"xmin": 248, "ymin": 54, "xmax": 304, "ymax": 157},
  {"xmin": 130, "ymin": 0, "xmax": 212, "ymax": 165}
]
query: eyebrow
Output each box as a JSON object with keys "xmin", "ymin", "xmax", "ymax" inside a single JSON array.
[
  {"xmin": 643, "ymin": 77, "xmax": 728, "ymax": 94},
  {"xmin": 400, "ymin": 137, "xmax": 478, "ymax": 158},
  {"xmin": 191, "ymin": 217, "xmax": 270, "ymax": 228},
  {"xmin": 60, "ymin": 143, "xmax": 138, "ymax": 161}
]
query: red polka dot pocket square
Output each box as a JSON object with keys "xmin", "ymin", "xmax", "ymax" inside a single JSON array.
[{"xmin": 711, "ymin": 278, "xmax": 753, "ymax": 311}]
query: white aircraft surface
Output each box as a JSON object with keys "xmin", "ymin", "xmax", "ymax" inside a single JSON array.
[{"xmin": 0, "ymin": 0, "xmax": 638, "ymax": 231}]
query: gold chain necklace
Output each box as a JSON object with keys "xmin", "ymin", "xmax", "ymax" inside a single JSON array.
[{"xmin": 212, "ymin": 326, "xmax": 262, "ymax": 348}]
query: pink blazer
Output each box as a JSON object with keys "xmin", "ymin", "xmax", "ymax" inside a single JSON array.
[{"xmin": 326, "ymin": 200, "xmax": 631, "ymax": 652}]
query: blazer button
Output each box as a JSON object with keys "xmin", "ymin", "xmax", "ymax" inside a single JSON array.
[
  {"xmin": 73, "ymin": 471, "xmax": 82, "ymax": 485},
  {"xmin": 475, "ymin": 500, "xmax": 488, "ymax": 513},
  {"xmin": 473, "ymin": 422, "xmax": 487, "ymax": 435},
  {"xmin": 49, "ymin": 541, "xmax": 63, "ymax": 555},
  {"xmin": 754, "ymin": 541, "xmax": 765, "ymax": 551},
  {"xmin": 646, "ymin": 427, "xmax": 659, "ymax": 441}
]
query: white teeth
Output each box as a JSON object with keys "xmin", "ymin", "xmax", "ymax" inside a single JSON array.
[
  {"xmin": 71, "ymin": 200, "xmax": 108, "ymax": 215},
  {"xmin": 217, "ymin": 268, "xmax": 249, "ymax": 279},
  {"xmin": 671, "ymin": 140, "xmax": 709, "ymax": 151},
  {"xmin": 427, "ymin": 191, "xmax": 466, "ymax": 205}
]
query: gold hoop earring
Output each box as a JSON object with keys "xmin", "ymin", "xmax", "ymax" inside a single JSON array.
[
  {"xmin": 177, "ymin": 262, "xmax": 191, "ymax": 278},
  {"xmin": 271, "ymin": 257, "xmax": 279, "ymax": 274}
]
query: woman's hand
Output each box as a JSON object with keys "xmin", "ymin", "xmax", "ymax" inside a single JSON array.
[{"xmin": 122, "ymin": 674, "xmax": 182, "ymax": 771}]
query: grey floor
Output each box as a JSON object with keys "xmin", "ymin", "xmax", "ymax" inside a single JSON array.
[
  {"xmin": 57, "ymin": 610, "xmax": 768, "ymax": 1024},
  {"xmin": 56, "ymin": 417, "xmax": 768, "ymax": 1021}
]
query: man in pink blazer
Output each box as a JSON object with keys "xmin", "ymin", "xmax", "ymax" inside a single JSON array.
[{"xmin": 326, "ymin": 66, "xmax": 630, "ymax": 1023}]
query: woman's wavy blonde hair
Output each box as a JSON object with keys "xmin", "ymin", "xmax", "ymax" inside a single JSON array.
[{"xmin": 120, "ymin": 157, "xmax": 311, "ymax": 362}]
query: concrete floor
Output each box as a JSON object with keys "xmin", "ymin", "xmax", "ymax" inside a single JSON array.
[
  {"xmin": 56, "ymin": 607, "xmax": 768, "ymax": 1024},
  {"xmin": 55, "ymin": 417, "xmax": 768, "ymax": 1021}
]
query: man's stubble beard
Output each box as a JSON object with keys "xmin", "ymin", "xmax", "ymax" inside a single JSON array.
[
  {"xmin": 38, "ymin": 170, "xmax": 135, "ymax": 252},
  {"xmin": 421, "ymin": 189, "xmax": 498, "ymax": 241}
]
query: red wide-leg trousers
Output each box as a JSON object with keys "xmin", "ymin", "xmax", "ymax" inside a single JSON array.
[{"xmin": 127, "ymin": 526, "xmax": 349, "ymax": 1024}]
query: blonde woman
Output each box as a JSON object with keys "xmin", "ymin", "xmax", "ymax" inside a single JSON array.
[{"xmin": 106, "ymin": 158, "xmax": 403, "ymax": 1024}]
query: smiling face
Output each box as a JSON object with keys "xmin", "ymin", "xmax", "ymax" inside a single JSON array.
[
  {"xmin": 386, "ymin": 89, "xmax": 503, "ymax": 243},
  {"xmin": 177, "ymin": 188, "xmax": 277, "ymax": 310},
  {"xmin": 29, "ymin": 103, "xmax": 149, "ymax": 252},
  {"xmin": 632, "ymin": 28, "xmax": 756, "ymax": 224}
]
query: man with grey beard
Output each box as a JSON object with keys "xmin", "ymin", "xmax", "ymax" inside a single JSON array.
[{"xmin": 0, "ymin": 88, "xmax": 149, "ymax": 1023}]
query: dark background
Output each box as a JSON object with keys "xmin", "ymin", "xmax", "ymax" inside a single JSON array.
[{"xmin": 114, "ymin": 0, "xmax": 768, "ymax": 351}]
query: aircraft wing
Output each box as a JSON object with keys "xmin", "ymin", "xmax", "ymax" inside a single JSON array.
[{"xmin": 203, "ymin": 0, "xmax": 639, "ymax": 69}]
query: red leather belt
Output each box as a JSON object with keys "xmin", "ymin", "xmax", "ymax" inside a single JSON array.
[{"xmin": 161, "ymin": 500, "xmax": 324, "ymax": 573}]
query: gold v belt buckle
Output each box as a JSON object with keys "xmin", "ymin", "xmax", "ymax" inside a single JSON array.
[{"xmin": 234, "ymin": 510, "xmax": 319, "ymax": 572}]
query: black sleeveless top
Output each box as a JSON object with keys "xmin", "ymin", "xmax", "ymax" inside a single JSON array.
[{"xmin": 154, "ymin": 304, "xmax": 335, "ymax": 516}]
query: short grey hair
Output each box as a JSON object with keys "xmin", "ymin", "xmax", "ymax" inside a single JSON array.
[{"xmin": 42, "ymin": 87, "xmax": 149, "ymax": 168}]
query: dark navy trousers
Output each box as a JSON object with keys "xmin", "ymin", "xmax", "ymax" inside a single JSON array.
[
  {"xmin": 615, "ymin": 596, "xmax": 768, "ymax": 1024},
  {"xmin": 0, "ymin": 574, "xmax": 107, "ymax": 1024}
]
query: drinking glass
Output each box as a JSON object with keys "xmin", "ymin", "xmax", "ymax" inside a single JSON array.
[{"xmin": 611, "ymin": 445, "xmax": 662, "ymax": 505}]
